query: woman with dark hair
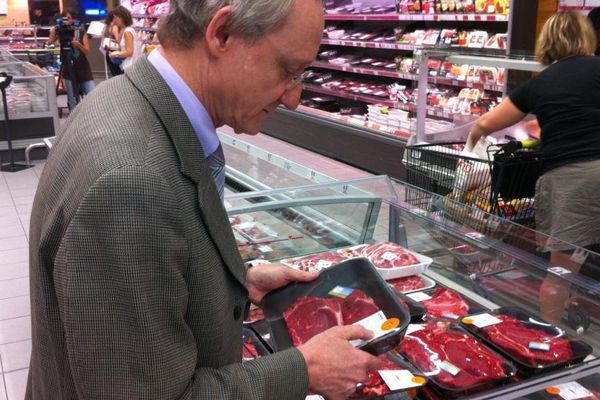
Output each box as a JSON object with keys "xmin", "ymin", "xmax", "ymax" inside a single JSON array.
[
  {"xmin": 109, "ymin": 5, "xmax": 140, "ymax": 70},
  {"xmin": 102, "ymin": 11, "xmax": 123, "ymax": 76}
]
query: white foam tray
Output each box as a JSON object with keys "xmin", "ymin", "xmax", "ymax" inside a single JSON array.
[{"xmin": 374, "ymin": 249, "xmax": 433, "ymax": 281}]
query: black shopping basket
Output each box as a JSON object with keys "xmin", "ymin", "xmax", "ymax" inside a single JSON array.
[{"xmin": 404, "ymin": 141, "xmax": 541, "ymax": 224}]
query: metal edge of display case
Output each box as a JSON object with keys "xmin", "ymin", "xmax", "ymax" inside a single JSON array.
[
  {"xmin": 465, "ymin": 359, "xmax": 600, "ymax": 400},
  {"xmin": 261, "ymin": 107, "xmax": 409, "ymax": 180}
]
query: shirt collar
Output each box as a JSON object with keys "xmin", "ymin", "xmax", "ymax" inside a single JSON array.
[{"xmin": 148, "ymin": 49, "xmax": 220, "ymax": 157}]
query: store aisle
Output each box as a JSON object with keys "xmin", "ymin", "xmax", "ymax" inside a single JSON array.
[{"xmin": 0, "ymin": 161, "xmax": 44, "ymax": 400}]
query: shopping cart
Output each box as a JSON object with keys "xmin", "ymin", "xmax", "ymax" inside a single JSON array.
[{"xmin": 404, "ymin": 141, "xmax": 542, "ymax": 225}]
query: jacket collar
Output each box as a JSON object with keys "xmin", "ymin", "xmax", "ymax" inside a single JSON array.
[{"xmin": 124, "ymin": 58, "xmax": 246, "ymax": 287}]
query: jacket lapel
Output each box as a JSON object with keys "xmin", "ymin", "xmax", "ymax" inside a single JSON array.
[{"xmin": 124, "ymin": 58, "xmax": 246, "ymax": 287}]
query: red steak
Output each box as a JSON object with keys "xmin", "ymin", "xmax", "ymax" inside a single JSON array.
[
  {"xmin": 283, "ymin": 296, "xmax": 344, "ymax": 346},
  {"xmin": 361, "ymin": 242, "xmax": 421, "ymax": 269},
  {"xmin": 342, "ymin": 290, "xmax": 380, "ymax": 325},
  {"xmin": 283, "ymin": 290, "xmax": 382, "ymax": 346},
  {"xmin": 481, "ymin": 315, "xmax": 573, "ymax": 365},
  {"xmin": 422, "ymin": 288, "xmax": 469, "ymax": 319},
  {"xmin": 389, "ymin": 275, "xmax": 428, "ymax": 293},
  {"xmin": 242, "ymin": 341, "xmax": 259, "ymax": 361},
  {"xmin": 400, "ymin": 322, "xmax": 507, "ymax": 389},
  {"xmin": 281, "ymin": 251, "xmax": 348, "ymax": 272},
  {"xmin": 351, "ymin": 355, "xmax": 399, "ymax": 398}
]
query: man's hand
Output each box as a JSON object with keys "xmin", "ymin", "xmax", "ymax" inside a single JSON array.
[
  {"xmin": 299, "ymin": 325, "xmax": 384, "ymax": 400},
  {"xmin": 245, "ymin": 263, "xmax": 318, "ymax": 304}
]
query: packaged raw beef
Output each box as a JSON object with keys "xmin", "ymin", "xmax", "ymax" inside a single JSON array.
[
  {"xmin": 420, "ymin": 288, "xmax": 470, "ymax": 319},
  {"xmin": 281, "ymin": 251, "xmax": 348, "ymax": 272},
  {"xmin": 263, "ymin": 259, "xmax": 410, "ymax": 355},
  {"xmin": 400, "ymin": 321, "xmax": 515, "ymax": 397},
  {"xmin": 388, "ymin": 275, "xmax": 434, "ymax": 293},
  {"xmin": 360, "ymin": 242, "xmax": 421, "ymax": 269},
  {"xmin": 461, "ymin": 308, "xmax": 593, "ymax": 376},
  {"xmin": 351, "ymin": 353, "xmax": 426, "ymax": 399},
  {"xmin": 242, "ymin": 328, "xmax": 271, "ymax": 362}
]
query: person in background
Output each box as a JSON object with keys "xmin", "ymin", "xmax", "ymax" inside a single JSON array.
[
  {"xmin": 102, "ymin": 11, "xmax": 124, "ymax": 77},
  {"xmin": 27, "ymin": 1, "xmax": 382, "ymax": 399},
  {"xmin": 31, "ymin": 7, "xmax": 50, "ymax": 26},
  {"xmin": 109, "ymin": 5, "xmax": 140, "ymax": 71},
  {"xmin": 587, "ymin": 7, "xmax": 600, "ymax": 55},
  {"xmin": 465, "ymin": 11, "xmax": 600, "ymax": 324},
  {"xmin": 47, "ymin": 9, "xmax": 95, "ymax": 110}
]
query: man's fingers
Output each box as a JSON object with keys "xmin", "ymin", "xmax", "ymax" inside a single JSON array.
[
  {"xmin": 284, "ymin": 266, "xmax": 320, "ymax": 282},
  {"xmin": 329, "ymin": 324, "xmax": 375, "ymax": 341},
  {"xmin": 365, "ymin": 353, "xmax": 384, "ymax": 371}
]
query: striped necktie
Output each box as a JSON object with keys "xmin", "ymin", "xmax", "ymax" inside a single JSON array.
[{"xmin": 206, "ymin": 143, "xmax": 225, "ymax": 201}]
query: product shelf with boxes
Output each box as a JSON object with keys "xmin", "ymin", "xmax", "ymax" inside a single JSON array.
[{"xmin": 262, "ymin": 0, "xmax": 538, "ymax": 179}]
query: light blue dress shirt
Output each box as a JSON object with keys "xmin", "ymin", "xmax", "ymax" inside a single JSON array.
[{"xmin": 147, "ymin": 49, "xmax": 220, "ymax": 158}]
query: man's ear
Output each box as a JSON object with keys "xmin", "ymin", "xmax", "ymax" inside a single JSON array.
[{"xmin": 205, "ymin": 6, "xmax": 234, "ymax": 56}]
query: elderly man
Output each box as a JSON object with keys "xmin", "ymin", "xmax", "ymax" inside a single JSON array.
[{"xmin": 26, "ymin": 1, "xmax": 381, "ymax": 399}]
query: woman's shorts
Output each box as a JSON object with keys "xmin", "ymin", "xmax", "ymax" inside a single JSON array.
[{"xmin": 535, "ymin": 159, "xmax": 600, "ymax": 252}]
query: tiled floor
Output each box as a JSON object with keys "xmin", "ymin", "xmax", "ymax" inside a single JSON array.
[
  {"xmin": 0, "ymin": 129, "xmax": 372, "ymax": 399},
  {"xmin": 0, "ymin": 160, "xmax": 43, "ymax": 400}
]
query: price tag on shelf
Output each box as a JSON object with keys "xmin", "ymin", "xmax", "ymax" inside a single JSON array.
[
  {"xmin": 378, "ymin": 370, "xmax": 425, "ymax": 390},
  {"xmin": 551, "ymin": 381, "xmax": 594, "ymax": 400},
  {"xmin": 465, "ymin": 231, "xmax": 485, "ymax": 240},
  {"xmin": 548, "ymin": 266, "xmax": 572, "ymax": 276},
  {"xmin": 462, "ymin": 313, "xmax": 502, "ymax": 328},
  {"xmin": 406, "ymin": 292, "xmax": 432, "ymax": 302}
]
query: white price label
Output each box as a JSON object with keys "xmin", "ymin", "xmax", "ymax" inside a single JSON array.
[
  {"xmin": 465, "ymin": 231, "xmax": 485, "ymax": 240},
  {"xmin": 245, "ymin": 259, "xmax": 270, "ymax": 268},
  {"xmin": 258, "ymin": 245, "xmax": 273, "ymax": 253},
  {"xmin": 315, "ymin": 260, "xmax": 333, "ymax": 270},
  {"xmin": 406, "ymin": 324, "xmax": 425, "ymax": 335},
  {"xmin": 350, "ymin": 311, "xmax": 399, "ymax": 347},
  {"xmin": 529, "ymin": 342, "xmax": 550, "ymax": 351},
  {"xmin": 554, "ymin": 382, "xmax": 594, "ymax": 400},
  {"xmin": 306, "ymin": 396, "xmax": 325, "ymax": 400},
  {"xmin": 236, "ymin": 222, "xmax": 255, "ymax": 231},
  {"xmin": 406, "ymin": 291, "xmax": 432, "ymax": 302},
  {"xmin": 381, "ymin": 251, "xmax": 399, "ymax": 261},
  {"xmin": 378, "ymin": 370, "xmax": 425, "ymax": 390},
  {"xmin": 437, "ymin": 360, "xmax": 461, "ymax": 376},
  {"xmin": 462, "ymin": 313, "xmax": 503, "ymax": 328},
  {"xmin": 549, "ymin": 266, "xmax": 572, "ymax": 276}
]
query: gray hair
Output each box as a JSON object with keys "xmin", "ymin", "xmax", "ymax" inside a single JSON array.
[{"xmin": 159, "ymin": 0, "xmax": 297, "ymax": 49}]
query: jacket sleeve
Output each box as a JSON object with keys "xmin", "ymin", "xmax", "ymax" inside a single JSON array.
[{"xmin": 54, "ymin": 165, "xmax": 309, "ymax": 400}]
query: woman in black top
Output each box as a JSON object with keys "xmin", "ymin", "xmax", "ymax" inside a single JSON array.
[{"xmin": 466, "ymin": 11, "xmax": 600, "ymax": 324}]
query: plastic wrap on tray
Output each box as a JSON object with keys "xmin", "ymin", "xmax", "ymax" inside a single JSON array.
[
  {"xmin": 460, "ymin": 308, "xmax": 593, "ymax": 376},
  {"xmin": 263, "ymin": 259, "xmax": 410, "ymax": 356},
  {"xmin": 242, "ymin": 327, "xmax": 271, "ymax": 362},
  {"xmin": 388, "ymin": 275, "xmax": 435, "ymax": 294},
  {"xmin": 281, "ymin": 251, "xmax": 348, "ymax": 272},
  {"xmin": 405, "ymin": 288, "xmax": 470, "ymax": 320},
  {"xmin": 399, "ymin": 321, "xmax": 516, "ymax": 398},
  {"xmin": 350, "ymin": 352, "xmax": 426, "ymax": 399}
]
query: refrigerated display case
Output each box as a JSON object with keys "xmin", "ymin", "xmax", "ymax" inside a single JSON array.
[
  {"xmin": 224, "ymin": 172, "xmax": 600, "ymax": 399},
  {"xmin": 0, "ymin": 50, "xmax": 59, "ymax": 151}
]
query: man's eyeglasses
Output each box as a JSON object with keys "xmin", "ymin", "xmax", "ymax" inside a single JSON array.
[{"xmin": 286, "ymin": 70, "xmax": 311, "ymax": 91}]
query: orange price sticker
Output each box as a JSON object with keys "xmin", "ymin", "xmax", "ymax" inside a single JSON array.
[
  {"xmin": 546, "ymin": 387, "xmax": 560, "ymax": 395},
  {"xmin": 412, "ymin": 376, "xmax": 426, "ymax": 385},
  {"xmin": 462, "ymin": 318, "xmax": 474, "ymax": 324},
  {"xmin": 381, "ymin": 318, "xmax": 400, "ymax": 331}
]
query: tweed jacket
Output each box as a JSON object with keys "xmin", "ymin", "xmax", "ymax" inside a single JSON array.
[{"xmin": 26, "ymin": 58, "xmax": 309, "ymax": 399}]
